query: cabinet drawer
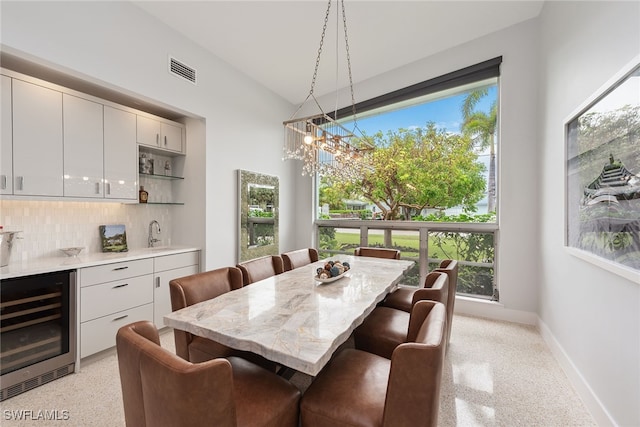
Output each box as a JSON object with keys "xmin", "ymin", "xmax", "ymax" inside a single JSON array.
[
  {"xmin": 154, "ymin": 251, "xmax": 199, "ymax": 272},
  {"xmin": 80, "ymin": 303, "xmax": 153, "ymax": 358},
  {"xmin": 79, "ymin": 258, "xmax": 153, "ymax": 287},
  {"xmin": 81, "ymin": 274, "xmax": 153, "ymax": 322}
]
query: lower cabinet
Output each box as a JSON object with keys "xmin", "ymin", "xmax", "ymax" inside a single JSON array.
[
  {"xmin": 79, "ymin": 259, "xmax": 154, "ymax": 358},
  {"xmin": 80, "ymin": 304, "xmax": 154, "ymax": 358},
  {"xmin": 79, "ymin": 250, "xmax": 199, "ymax": 359},
  {"xmin": 153, "ymin": 252, "xmax": 200, "ymax": 329}
]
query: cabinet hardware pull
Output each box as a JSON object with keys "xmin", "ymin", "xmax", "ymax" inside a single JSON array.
[
  {"xmin": 1, "ymin": 175, "xmax": 6, "ymax": 190},
  {"xmin": 112, "ymin": 315, "xmax": 128, "ymax": 322},
  {"xmin": 95, "ymin": 182, "xmax": 100, "ymax": 194},
  {"xmin": 155, "ymin": 277, "xmax": 160, "ymax": 288},
  {"xmin": 106, "ymin": 182, "xmax": 111, "ymax": 195},
  {"xmin": 17, "ymin": 176, "xmax": 24, "ymax": 191},
  {"xmin": 112, "ymin": 266, "xmax": 129, "ymax": 271},
  {"xmin": 113, "ymin": 283, "xmax": 129, "ymax": 289},
  {"xmin": 156, "ymin": 133, "xmax": 160, "ymax": 146},
  {"xmin": 164, "ymin": 135, "xmax": 167, "ymax": 146}
]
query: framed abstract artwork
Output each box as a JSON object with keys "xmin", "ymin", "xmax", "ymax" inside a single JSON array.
[{"xmin": 565, "ymin": 58, "xmax": 640, "ymax": 283}]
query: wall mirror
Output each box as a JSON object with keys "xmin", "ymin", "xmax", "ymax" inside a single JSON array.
[{"xmin": 237, "ymin": 170, "xmax": 279, "ymax": 263}]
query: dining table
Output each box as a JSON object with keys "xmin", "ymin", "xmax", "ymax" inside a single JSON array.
[{"xmin": 163, "ymin": 254, "xmax": 414, "ymax": 376}]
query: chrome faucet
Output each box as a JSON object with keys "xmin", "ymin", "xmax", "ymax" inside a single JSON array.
[{"xmin": 148, "ymin": 220, "xmax": 161, "ymax": 247}]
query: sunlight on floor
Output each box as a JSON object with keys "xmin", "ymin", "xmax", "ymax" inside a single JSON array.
[
  {"xmin": 453, "ymin": 361, "xmax": 493, "ymax": 394},
  {"xmin": 455, "ymin": 397, "xmax": 496, "ymax": 425}
]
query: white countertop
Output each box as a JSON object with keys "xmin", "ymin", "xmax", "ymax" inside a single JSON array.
[
  {"xmin": 164, "ymin": 255, "xmax": 414, "ymax": 376},
  {"xmin": 0, "ymin": 246, "xmax": 200, "ymax": 280}
]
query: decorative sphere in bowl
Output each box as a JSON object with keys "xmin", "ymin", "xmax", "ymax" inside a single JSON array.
[{"xmin": 60, "ymin": 247, "xmax": 83, "ymax": 257}]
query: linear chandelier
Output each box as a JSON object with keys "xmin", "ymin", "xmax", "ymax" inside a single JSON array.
[{"xmin": 283, "ymin": 0, "xmax": 372, "ymax": 180}]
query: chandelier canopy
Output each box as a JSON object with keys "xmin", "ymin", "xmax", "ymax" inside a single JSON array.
[{"xmin": 283, "ymin": 0, "xmax": 372, "ymax": 180}]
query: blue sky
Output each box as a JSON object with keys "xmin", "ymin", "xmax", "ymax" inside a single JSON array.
[{"xmin": 346, "ymin": 85, "xmax": 497, "ymax": 137}]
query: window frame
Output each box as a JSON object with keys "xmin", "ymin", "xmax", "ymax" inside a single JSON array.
[{"xmin": 312, "ymin": 57, "xmax": 503, "ymax": 300}]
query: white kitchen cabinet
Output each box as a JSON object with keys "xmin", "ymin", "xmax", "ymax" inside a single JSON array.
[
  {"xmin": 80, "ymin": 303, "xmax": 153, "ymax": 359},
  {"xmin": 63, "ymin": 94, "xmax": 104, "ymax": 198},
  {"xmin": 137, "ymin": 115, "xmax": 184, "ymax": 153},
  {"xmin": 2, "ymin": 70, "xmax": 187, "ymax": 203},
  {"xmin": 79, "ymin": 258, "xmax": 154, "ymax": 358},
  {"xmin": 153, "ymin": 251, "xmax": 199, "ymax": 328},
  {"xmin": 78, "ymin": 252, "xmax": 199, "ymax": 358},
  {"xmin": 12, "ymin": 79, "xmax": 63, "ymax": 196},
  {"xmin": 1, "ymin": 76, "xmax": 12, "ymax": 194},
  {"xmin": 104, "ymin": 106, "xmax": 137, "ymax": 200}
]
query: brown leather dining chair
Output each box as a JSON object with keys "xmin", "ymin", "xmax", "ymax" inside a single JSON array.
[
  {"xmin": 281, "ymin": 248, "xmax": 319, "ymax": 271},
  {"xmin": 436, "ymin": 259, "xmax": 458, "ymax": 348},
  {"xmin": 236, "ymin": 255, "xmax": 284, "ymax": 285},
  {"xmin": 382, "ymin": 259, "xmax": 458, "ymax": 350},
  {"xmin": 354, "ymin": 246, "xmax": 401, "ymax": 259},
  {"xmin": 116, "ymin": 320, "xmax": 300, "ymax": 427},
  {"xmin": 169, "ymin": 267, "xmax": 276, "ymax": 371},
  {"xmin": 300, "ymin": 300, "xmax": 447, "ymax": 427},
  {"xmin": 354, "ymin": 271, "xmax": 448, "ymax": 359}
]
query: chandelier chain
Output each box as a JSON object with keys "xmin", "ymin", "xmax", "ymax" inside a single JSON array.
[
  {"xmin": 341, "ymin": 0, "xmax": 358, "ymax": 120},
  {"xmin": 308, "ymin": 0, "xmax": 333, "ymax": 99},
  {"xmin": 283, "ymin": 0, "xmax": 371, "ymax": 180}
]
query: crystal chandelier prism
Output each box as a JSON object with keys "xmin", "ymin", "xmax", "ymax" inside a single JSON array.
[{"xmin": 283, "ymin": 0, "xmax": 372, "ymax": 180}]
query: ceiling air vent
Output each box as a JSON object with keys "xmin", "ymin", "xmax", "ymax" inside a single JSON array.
[{"xmin": 169, "ymin": 56, "xmax": 196, "ymax": 84}]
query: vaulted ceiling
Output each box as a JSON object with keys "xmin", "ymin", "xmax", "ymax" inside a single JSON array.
[{"xmin": 134, "ymin": 1, "xmax": 544, "ymax": 105}]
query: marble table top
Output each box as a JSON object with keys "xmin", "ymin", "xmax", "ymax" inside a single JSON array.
[{"xmin": 164, "ymin": 255, "xmax": 414, "ymax": 376}]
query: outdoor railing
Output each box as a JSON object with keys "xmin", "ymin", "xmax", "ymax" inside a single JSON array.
[{"xmin": 315, "ymin": 219, "xmax": 499, "ymax": 300}]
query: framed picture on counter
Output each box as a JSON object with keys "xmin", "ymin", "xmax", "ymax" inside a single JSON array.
[{"xmin": 99, "ymin": 224, "xmax": 128, "ymax": 253}]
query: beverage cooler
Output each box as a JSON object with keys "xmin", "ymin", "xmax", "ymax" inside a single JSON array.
[{"xmin": 1, "ymin": 270, "xmax": 76, "ymax": 401}]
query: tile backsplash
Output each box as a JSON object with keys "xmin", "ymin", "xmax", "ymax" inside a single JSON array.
[{"xmin": 0, "ymin": 200, "xmax": 172, "ymax": 262}]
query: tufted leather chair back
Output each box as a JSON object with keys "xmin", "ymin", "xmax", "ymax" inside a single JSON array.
[
  {"xmin": 169, "ymin": 267, "xmax": 243, "ymax": 360},
  {"xmin": 411, "ymin": 271, "xmax": 448, "ymax": 305},
  {"xmin": 237, "ymin": 255, "xmax": 284, "ymax": 286},
  {"xmin": 354, "ymin": 247, "xmax": 401, "ymax": 259},
  {"xmin": 282, "ymin": 248, "xmax": 319, "ymax": 271},
  {"xmin": 116, "ymin": 320, "xmax": 238, "ymax": 427},
  {"xmin": 382, "ymin": 300, "xmax": 446, "ymax": 427},
  {"xmin": 435, "ymin": 259, "xmax": 458, "ymax": 349},
  {"xmin": 116, "ymin": 321, "xmax": 159, "ymax": 427}
]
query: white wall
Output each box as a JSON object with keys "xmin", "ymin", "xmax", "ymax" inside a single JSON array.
[
  {"xmin": 1, "ymin": 1, "xmax": 297, "ymax": 269},
  {"xmin": 538, "ymin": 2, "xmax": 640, "ymax": 426}
]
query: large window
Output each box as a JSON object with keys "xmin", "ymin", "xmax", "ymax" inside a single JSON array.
[{"xmin": 315, "ymin": 58, "xmax": 501, "ymax": 300}]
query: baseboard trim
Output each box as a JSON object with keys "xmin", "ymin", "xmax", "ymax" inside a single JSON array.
[
  {"xmin": 454, "ymin": 297, "xmax": 614, "ymax": 425},
  {"xmin": 537, "ymin": 318, "xmax": 615, "ymax": 427},
  {"xmin": 453, "ymin": 296, "xmax": 538, "ymax": 325}
]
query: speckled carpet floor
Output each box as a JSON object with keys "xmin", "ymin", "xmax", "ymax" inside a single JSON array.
[{"xmin": 0, "ymin": 315, "xmax": 596, "ymax": 426}]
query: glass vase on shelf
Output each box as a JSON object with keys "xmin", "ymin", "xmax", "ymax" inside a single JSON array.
[{"xmin": 164, "ymin": 160, "xmax": 171, "ymax": 176}]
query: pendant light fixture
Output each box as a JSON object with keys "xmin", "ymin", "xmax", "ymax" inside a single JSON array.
[{"xmin": 283, "ymin": 0, "xmax": 372, "ymax": 180}]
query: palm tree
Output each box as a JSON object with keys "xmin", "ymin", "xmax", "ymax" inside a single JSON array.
[{"xmin": 461, "ymin": 88, "xmax": 498, "ymax": 213}]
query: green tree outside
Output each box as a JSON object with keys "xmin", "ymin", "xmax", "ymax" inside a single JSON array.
[
  {"xmin": 355, "ymin": 123, "xmax": 486, "ymax": 220},
  {"xmin": 461, "ymin": 87, "xmax": 498, "ymax": 213}
]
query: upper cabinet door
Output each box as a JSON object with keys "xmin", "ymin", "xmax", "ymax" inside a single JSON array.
[
  {"xmin": 63, "ymin": 94, "xmax": 104, "ymax": 198},
  {"xmin": 137, "ymin": 115, "xmax": 184, "ymax": 154},
  {"xmin": 12, "ymin": 79, "xmax": 63, "ymax": 196},
  {"xmin": 104, "ymin": 106, "xmax": 137, "ymax": 200},
  {"xmin": 160, "ymin": 122, "xmax": 183, "ymax": 153},
  {"xmin": 137, "ymin": 115, "xmax": 161, "ymax": 148},
  {"xmin": 1, "ymin": 76, "xmax": 12, "ymax": 195}
]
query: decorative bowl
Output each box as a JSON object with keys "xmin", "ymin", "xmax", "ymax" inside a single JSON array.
[
  {"xmin": 315, "ymin": 271, "xmax": 349, "ymax": 284},
  {"xmin": 60, "ymin": 247, "xmax": 84, "ymax": 257}
]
